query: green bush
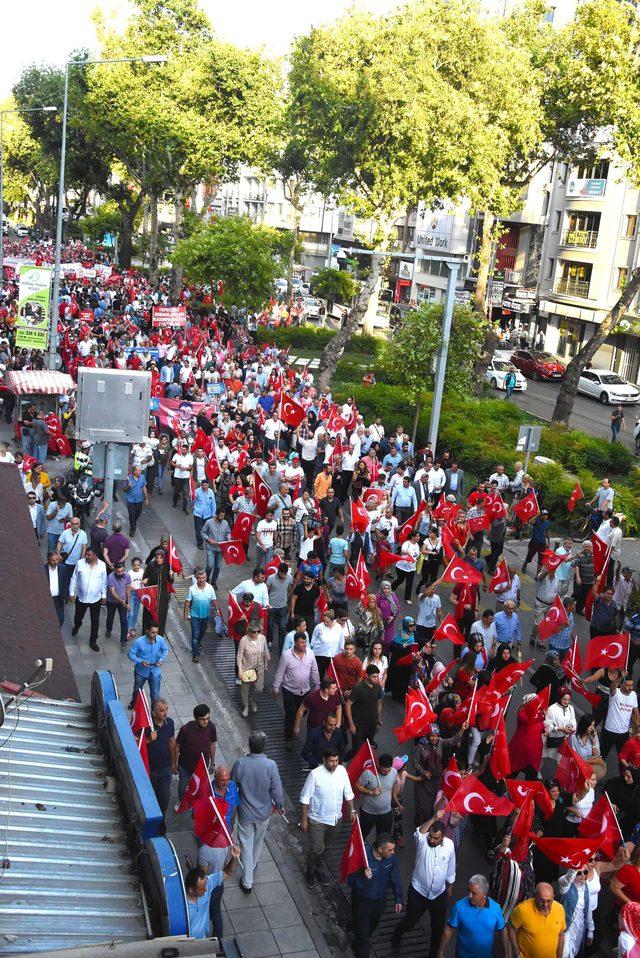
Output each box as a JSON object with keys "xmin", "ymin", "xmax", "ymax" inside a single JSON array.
[
  {"xmin": 540, "ymin": 424, "xmax": 633, "ymax": 476},
  {"xmin": 254, "ymin": 325, "xmax": 380, "ymax": 356}
]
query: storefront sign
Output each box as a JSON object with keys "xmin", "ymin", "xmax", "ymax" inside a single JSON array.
[
  {"xmin": 152, "ymin": 305, "xmax": 187, "ymax": 328},
  {"xmin": 566, "ymin": 178, "xmax": 606, "ymax": 198}
]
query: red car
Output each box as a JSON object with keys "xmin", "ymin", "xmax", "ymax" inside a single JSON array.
[{"xmin": 510, "ymin": 349, "xmax": 566, "ymax": 381}]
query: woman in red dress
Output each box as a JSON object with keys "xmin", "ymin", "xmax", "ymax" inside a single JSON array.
[{"xmin": 509, "ymin": 693, "xmax": 545, "ymax": 780}]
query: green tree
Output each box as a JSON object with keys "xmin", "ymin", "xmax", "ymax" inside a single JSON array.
[
  {"xmin": 380, "ymin": 302, "xmax": 487, "ymax": 443},
  {"xmin": 288, "ymin": 0, "xmax": 542, "ymax": 391},
  {"xmin": 312, "ymin": 268, "xmax": 357, "ymax": 308},
  {"xmin": 173, "ymin": 216, "xmax": 287, "ymax": 308},
  {"xmin": 0, "ymin": 102, "xmax": 51, "ymax": 221}
]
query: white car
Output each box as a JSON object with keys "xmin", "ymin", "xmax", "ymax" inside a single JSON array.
[
  {"xmin": 14, "ymin": 224, "xmax": 29, "ymax": 237},
  {"xmin": 302, "ymin": 296, "xmax": 326, "ymax": 322},
  {"xmin": 486, "ymin": 359, "xmax": 528, "ymax": 392},
  {"xmin": 577, "ymin": 369, "xmax": 640, "ymax": 405}
]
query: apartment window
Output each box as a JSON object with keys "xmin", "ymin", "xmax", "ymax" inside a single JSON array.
[
  {"xmin": 546, "ymin": 257, "xmax": 555, "ymax": 279},
  {"xmin": 556, "ymin": 260, "xmax": 592, "ymax": 297},
  {"xmin": 562, "ymin": 211, "xmax": 600, "ymax": 248},
  {"xmin": 575, "ymin": 159, "xmax": 609, "ymax": 180},
  {"xmin": 616, "ymin": 267, "xmax": 629, "ymax": 289},
  {"xmin": 624, "ymin": 214, "xmax": 637, "ymax": 239},
  {"xmin": 553, "ymin": 210, "xmax": 562, "ymax": 232}
]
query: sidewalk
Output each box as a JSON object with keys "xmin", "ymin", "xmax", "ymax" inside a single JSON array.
[{"xmin": 61, "ymin": 502, "xmax": 339, "ymax": 958}]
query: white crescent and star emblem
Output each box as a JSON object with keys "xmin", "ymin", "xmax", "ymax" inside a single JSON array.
[
  {"xmin": 602, "ymin": 643, "xmax": 623, "ymax": 659},
  {"xmin": 443, "ymin": 770, "xmax": 460, "ymax": 788},
  {"xmin": 189, "ymin": 773, "xmax": 201, "ymax": 795},
  {"xmin": 409, "ymin": 702, "xmax": 427, "ymax": 722},
  {"xmin": 140, "ymin": 594, "xmax": 152, "ymax": 608},
  {"xmin": 462, "ymin": 792, "xmax": 485, "ymax": 813}
]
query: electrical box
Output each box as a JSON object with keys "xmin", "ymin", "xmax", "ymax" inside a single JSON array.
[{"xmin": 76, "ymin": 368, "xmax": 152, "ymax": 443}]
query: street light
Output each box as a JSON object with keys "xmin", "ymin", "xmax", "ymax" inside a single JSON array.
[
  {"xmin": 47, "ymin": 54, "xmax": 168, "ymax": 370},
  {"xmin": 0, "ymin": 106, "xmax": 57, "ymax": 286}
]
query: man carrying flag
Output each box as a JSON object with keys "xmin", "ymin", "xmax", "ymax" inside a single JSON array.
[
  {"xmin": 300, "ymin": 747, "xmax": 355, "ymax": 889},
  {"xmin": 347, "ymin": 830, "xmax": 403, "ymax": 958}
]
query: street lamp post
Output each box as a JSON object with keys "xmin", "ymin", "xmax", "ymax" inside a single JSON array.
[
  {"xmin": 46, "ymin": 54, "xmax": 167, "ymax": 370},
  {"xmin": 427, "ymin": 260, "xmax": 461, "ymax": 450},
  {"xmin": 0, "ymin": 106, "xmax": 57, "ymax": 288}
]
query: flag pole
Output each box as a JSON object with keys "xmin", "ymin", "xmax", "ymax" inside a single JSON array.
[
  {"xmin": 604, "ymin": 790, "xmax": 625, "ymax": 845},
  {"xmin": 366, "ymin": 739, "xmax": 381, "ymax": 788},
  {"xmin": 355, "ymin": 813, "xmax": 369, "ymax": 868}
]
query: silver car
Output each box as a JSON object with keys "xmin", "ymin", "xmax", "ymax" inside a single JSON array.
[{"xmin": 577, "ymin": 369, "xmax": 640, "ymax": 405}]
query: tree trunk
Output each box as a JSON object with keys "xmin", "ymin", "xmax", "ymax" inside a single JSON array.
[
  {"xmin": 401, "ymin": 206, "xmax": 411, "ymax": 252},
  {"xmin": 148, "ymin": 192, "xmax": 159, "ymax": 289},
  {"xmin": 552, "ymin": 269, "xmax": 640, "ymax": 424},
  {"xmin": 119, "ymin": 209, "xmax": 135, "ymax": 269},
  {"xmin": 171, "ymin": 190, "xmax": 185, "ymax": 302},
  {"xmin": 287, "ymin": 210, "xmax": 301, "ymax": 300},
  {"xmin": 474, "ymin": 210, "xmax": 495, "ymax": 316}
]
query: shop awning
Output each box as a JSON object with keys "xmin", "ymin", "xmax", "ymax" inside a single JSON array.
[{"xmin": 5, "ymin": 370, "xmax": 75, "ymax": 396}]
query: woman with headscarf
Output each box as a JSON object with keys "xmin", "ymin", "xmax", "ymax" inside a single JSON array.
[
  {"xmin": 376, "ymin": 579, "xmax": 400, "ymax": 655},
  {"xmin": 619, "ymin": 902, "xmax": 640, "ymax": 957},
  {"xmin": 487, "ymin": 642, "xmax": 516, "ymax": 675},
  {"xmin": 558, "ymin": 860, "xmax": 600, "ymax": 958},
  {"xmin": 355, "ymin": 594, "xmax": 384, "ymax": 652},
  {"xmin": 532, "ymin": 779, "xmax": 567, "ymax": 884},
  {"xmin": 530, "ymin": 649, "xmax": 566, "ymax": 698},
  {"xmin": 387, "ymin": 616, "xmax": 417, "ymax": 703},
  {"xmin": 605, "ymin": 766, "xmax": 638, "ymax": 838},
  {"xmin": 509, "ymin": 692, "xmax": 545, "ymax": 780},
  {"xmin": 543, "ymin": 685, "xmax": 577, "ymax": 763},
  {"xmin": 141, "ymin": 549, "xmax": 175, "ymax": 633}
]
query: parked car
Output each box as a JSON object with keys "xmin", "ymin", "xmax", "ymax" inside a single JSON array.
[
  {"xmin": 486, "ymin": 359, "xmax": 527, "ymax": 392},
  {"xmin": 510, "ymin": 349, "xmax": 566, "ymax": 381},
  {"xmin": 14, "ymin": 224, "xmax": 30, "ymax": 237},
  {"xmin": 577, "ymin": 369, "xmax": 640, "ymax": 404},
  {"xmin": 302, "ymin": 296, "xmax": 326, "ymax": 323}
]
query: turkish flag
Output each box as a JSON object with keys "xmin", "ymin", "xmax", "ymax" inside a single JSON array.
[
  {"xmin": 192, "ymin": 428, "xmax": 212, "ymax": 454},
  {"xmin": 444, "ymin": 773, "xmax": 514, "ymax": 817},
  {"xmin": 592, "ymin": 533, "xmax": 610, "ymax": 577},
  {"xmin": 441, "ymin": 756, "xmax": 463, "ymax": 799},
  {"xmin": 330, "ymin": 433, "xmax": 344, "ymax": 468},
  {"xmin": 441, "ymin": 555, "xmax": 483, "ymax": 587},
  {"xmin": 350, "ymin": 497, "xmax": 371, "ymax": 534},
  {"xmin": 253, "ymin": 470, "xmax": 272, "ymax": 518},
  {"xmin": 356, "ymin": 552, "xmax": 371, "ymax": 588},
  {"xmin": 378, "ymin": 549, "xmax": 403, "ymax": 568},
  {"xmin": 578, "ymin": 794, "xmax": 623, "ymax": 859},
  {"xmin": 232, "ymin": 511, "xmax": 255, "ymax": 543},
  {"xmin": 21, "ymin": 454, "xmax": 37, "ymax": 474},
  {"xmin": 510, "ymin": 793, "xmax": 535, "ymax": 862},
  {"xmin": 52, "ymin": 434, "xmax": 73, "ymax": 457},
  {"xmin": 339, "ymin": 816, "xmax": 369, "ymax": 883},
  {"xmin": 531, "ymin": 836, "xmax": 602, "ymax": 870},
  {"xmin": 168, "ymin": 536, "xmax": 183, "ymax": 574},
  {"xmin": 326, "ymin": 404, "xmax": 347, "ymax": 433},
  {"xmin": 130, "ymin": 688, "xmax": 153, "ymax": 734},
  {"xmin": 219, "ymin": 540, "xmax": 247, "ymax": 565},
  {"xmin": 363, "ymin": 488, "xmax": 387, "ymax": 507},
  {"xmin": 487, "ymin": 495, "xmax": 508, "ymax": 521},
  {"xmin": 280, "ymin": 393, "xmax": 306, "ymax": 428},
  {"xmin": 540, "ymin": 550, "xmax": 570, "ymax": 573},
  {"xmin": 467, "ymin": 512, "xmax": 491, "ymax": 535},
  {"xmin": 433, "ymin": 499, "xmax": 460, "ymax": 522},
  {"xmin": 346, "ymin": 739, "xmax": 378, "ymax": 792},
  {"xmin": 345, "ymin": 562, "xmax": 366, "ymax": 600},
  {"xmin": 137, "ymin": 586, "xmax": 159, "ymax": 624},
  {"xmin": 397, "ymin": 504, "xmax": 426, "ymax": 544},
  {"xmin": 513, "ymin": 491, "xmax": 540, "ymax": 524},
  {"xmin": 538, "ymin": 596, "xmax": 569, "ymax": 641},
  {"xmin": 556, "ymin": 739, "xmax": 593, "ymax": 793},
  {"xmin": 395, "ymin": 645, "xmax": 419, "ymax": 667},
  {"xmin": 505, "ymin": 779, "xmax": 554, "ymax": 820},
  {"xmin": 205, "ymin": 454, "xmax": 221, "ymax": 483},
  {"xmin": 193, "ymin": 796, "xmax": 232, "ymax": 847},
  {"xmin": 476, "ymin": 687, "xmax": 509, "ymax": 731},
  {"xmin": 567, "ymin": 482, "xmax": 584, "ymax": 513},
  {"xmin": 177, "ymin": 753, "xmax": 214, "ymax": 813},
  {"xmin": 584, "ymin": 632, "xmax": 629, "ymax": 670},
  {"xmin": 433, "ymin": 613, "xmax": 466, "ymax": 646},
  {"xmin": 137, "ymin": 730, "xmax": 150, "ymax": 774},
  {"xmin": 521, "ymin": 684, "xmax": 551, "ymax": 722},
  {"xmin": 490, "ymin": 715, "xmax": 511, "ymax": 780},
  {"xmin": 561, "ymin": 660, "xmax": 602, "ymax": 710},
  {"xmin": 264, "ymin": 557, "xmax": 281, "ymax": 578},
  {"xmin": 228, "ymin": 593, "xmax": 247, "ymax": 632},
  {"xmin": 489, "ymin": 659, "xmax": 534, "ymax": 695},
  {"xmin": 440, "ymin": 523, "xmax": 458, "ymax": 560},
  {"xmin": 424, "ymin": 658, "xmax": 457, "ymax": 695},
  {"xmin": 488, "ymin": 560, "xmax": 510, "ymax": 593},
  {"xmin": 393, "ymin": 687, "xmax": 437, "ymax": 743},
  {"xmin": 584, "ymin": 585, "xmax": 596, "ymax": 623},
  {"xmin": 315, "ymin": 590, "xmax": 329, "ymax": 617}
]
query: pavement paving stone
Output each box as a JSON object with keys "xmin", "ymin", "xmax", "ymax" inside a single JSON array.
[
  {"xmin": 233, "ymin": 931, "xmax": 280, "ymax": 958},
  {"xmin": 273, "ymin": 924, "xmax": 315, "ymax": 953},
  {"xmin": 225, "ymin": 906, "xmax": 270, "ymax": 934},
  {"xmin": 260, "ymin": 899, "xmax": 306, "ymax": 928},
  {"xmin": 253, "ymin": 880, "xmax": 295, "ymax": 908}
]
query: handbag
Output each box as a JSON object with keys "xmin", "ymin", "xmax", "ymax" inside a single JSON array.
[
  {"xmin": 546, "ymin": 734, "xmax": 564, "ymax": 749},
  {"xmin": 60, "ymin": 532, "xmax": 79, "ymax": 563},
  {"xmin": 241, "ymin": 668, "xmax": 258, "ymax": 683}
]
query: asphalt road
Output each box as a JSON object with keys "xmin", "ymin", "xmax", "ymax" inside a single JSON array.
[{"xmin": 493, "ymin": 377, "xmax": 640, "ymax": 455}]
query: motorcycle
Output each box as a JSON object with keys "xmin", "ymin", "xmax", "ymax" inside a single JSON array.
[{"xmin": 66, "ymin": 465, "xmax": 104, "ymax": 529}]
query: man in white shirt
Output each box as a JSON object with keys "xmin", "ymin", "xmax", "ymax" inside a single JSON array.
[
  {"xmin": 368, "ymin": 418, "xmax": 385, "ymax": 442},
  {"xmin": 171, "ymin": 443, "xmax": 193, "ymax": 512},
  {"xmin": 300, "ymin": 748, "xmax": 355, "ymax": 889},
  {"xmin": 262, "ymin": 412, "xmax": 281, "ymax": 455},
  {"xmin": 427, "ymin": 462, "xmax": 446, "ymax": 500},
  {"xmin": 338, "ymin": 443, "xmax": 358, "ymax": 502},
  {"xmin": 470, "ymin": 609, "xmax": 497, "ymax": 657},
  {"xmin": 391, "ymin": 813, "xmax": 456, "ymax": 956},
  {"xmin": 231, "ymin": 569, "xmax": 269, "ymax": 608},
  {"xmin": 256, "ymin": 509, "xmax": 278, "ymax": 567},
  {"xmin": 489, "ymin": 465, "xmax": 510, "ymax": 493},
  {"xmin": 131, "ymin": 439, "xmax": 154, "ymax": 474},
  {"xmin": 69, "ymin": 547, "xmax": 108, "ymax": 651},
  {"xmin": 602, "ymin": 674, "xmax": 640, "ymax": 759}
]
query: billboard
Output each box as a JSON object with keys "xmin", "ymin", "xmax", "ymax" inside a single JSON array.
[
  {"xmin": 15, "ymin": 265, "xmax": 51, "ymax": 350},
  {"xmin": 566, "ymin": 178, "xmax": 606, "ymax": 198},
  {"xmin": 152, "ymin": 306, "xmax": 187, "ymax": 328}
]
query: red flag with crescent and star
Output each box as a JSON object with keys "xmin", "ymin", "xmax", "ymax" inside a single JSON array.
[
  {"xmin": 521, "ymin": 684, "xmax": 551, "ymax": 722},
  {"xmin": 394, "ymin": 644, "xmax": 419, "ymax": 667},
  {"xmin": 537, "ymin": 596, "xmax": 569, "ymax": 641},
  {"xmin": 193, "ymin": 796, "xmax": 232, "ymax": 847},
  {"xmin": 505, "ymin": 779, "xmax": 555, "ymax": 820},
  {"xmin": 232, "ymin": 511, "xmax": 255, "ymax": 544},
  {"xmin": 489, "ymin": 715, "xmax": 511, "ymax": 780},
  {"xmin": 218, "ymin": 540, "xmax": 247, "ymax": 565},
  {"xmin": 433, "ymin": 498, "xmax": 461, "ymax": 523},
  {"xmin": 130, "ymin": 688, "xmax": 153, "ymax": 734},
  {"xmin": 350, "ymin": 497, "xmax": 371, "ymax": 534},
  {"xmin": 441, "ymin": 756, "xmax": 463, "ymax": 799},
  {"xmin": 556, "ymin": 740, "xmax": 594, "ymax": 793},
  {"xmin": 578, "ymin": 794, "xmax": 624, "ymax": 859},
  {"xmin": 177, "ymin": 753, "xmax": 214, "ymax": 813},
  {"xmin": 393, "ymin": 686, "xmax": 437, "ymax": 743},
  {"xmin": 167, "ymin": 536, "xmax": 183, "ymax": 574},
  {"xmin": 228, "ymin": 593, "xmax": 247, "ymax": 632},
  {"xmin": 531, "ymin": 836, "xmax": 602, "ymax": 870},
  {"xmin": 339, "ymin": 815, "xmax": 369, "ymax": 883},
  {"xmin": 279, "ymin": 393, "xmax": 306, "ymax": 428},
  {"xmin": 347, "ymin": 740, "xmax": 378, "ymax": 792},
  {"xmin": 488, "ymin": 560, "xmax": 510, "ymax": 593},
  {"xmin": 444, "ymin": 773, "xmax": 515, "ymax": 817},
  {"xmin": 561, "ymin": 659, "xmax": 602, "ymax": 710},
  {"xmin": 378, "ymin": 549, "xmax": 403, "ymax": 568},
  {"xmin": 440, "ymin": 523, "xmax": 458, "ymax": 560},
  {"xmin": 584, "ymin": 632, "xmax": 629, "ymax": 670},
  {"xmin": 137, "ymin": 586, "xmax": 159, "ymax": 624},
  {"xmin": 513, "ymin": 491, "xmax": 540, "ymax": 524},
  {"xmin": 205, "ymin": 454, "xmax": 221, "ymax": 483},
  {"xmin": 592, "ymin": 532, "xmax": 610, "ymax": 576},
  {"xmin": 441, "ymin": 555, "xmax": 483, "ymax": 587},
  {"xmin": 345, "ymin": 562, "xmax": 366, "ymax": 600},
  {"xmin": 397, "ymin": 503, "xmax": 426, "ymax": 545},
  {"xmin": 489, "ymin": 659, "xmax": 534, "ymax": 695},
  {"xmin": 137, "ymin": 730, "xmax": 150, "ymax": 774},
  {"xmin": 433, "ymin": 613, "xmax": 466, "ymax": 646},
  {"xmin": 540, "ymin": 550, "xmax": 570, "ymax": 573},
  {"xmin": 424, "ymin": 658, "xmax": 458, "ymax": 695},
  {"xmin": 356, "ymin": 552, "xmax": 371, "ymax": 589},
  {"xmin": 253, "ymin": 470, "xmax": 272, "ymax": 518},
  {"xmin": 567, "ymin": 482, "xmax": 584, "ymax": 513},
  {"xmin": 510, "ymin": 793, "xmax": 535, "ymax": 862},
  {"xmin": 487, "ymin": 495, "xmax": 508, "ymax": 521}
]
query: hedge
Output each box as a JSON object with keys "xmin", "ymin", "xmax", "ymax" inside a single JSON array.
[{"xmin": 254, "ymin": 325, "xmax": 380, "ymax": 356}]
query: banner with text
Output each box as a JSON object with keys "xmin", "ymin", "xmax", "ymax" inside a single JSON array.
[
  {"xmin": 15, "ymin": 265, "xmax": 51, "ymax": 350},
  {"xmin": 152, "ymin": 305, "xmax": 187, "ymax": 328}
]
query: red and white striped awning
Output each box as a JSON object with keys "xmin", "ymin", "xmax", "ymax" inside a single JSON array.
[{"xmin": 5, "ymin": 371, "xmax": 75, "ymax": 396}]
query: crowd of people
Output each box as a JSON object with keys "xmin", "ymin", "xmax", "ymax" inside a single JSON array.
[{"xmin": 2, "ymin": 239, "xmax": 640, "ymax": 958}]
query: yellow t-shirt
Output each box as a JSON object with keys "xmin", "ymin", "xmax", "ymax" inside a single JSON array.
[{"xmin": 510, "ymin": 899, "xmax": 566, "ymax": 958}]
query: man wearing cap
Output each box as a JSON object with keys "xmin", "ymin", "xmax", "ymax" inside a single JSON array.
[{"xmin": 522, "ymin": 510, "xmax": 551, "ymax": 573}]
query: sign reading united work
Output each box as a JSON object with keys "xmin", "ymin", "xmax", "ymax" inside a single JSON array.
[
  {"xmin": 152, "ymin": 305, "xmax": 187, "ymax": 328},
  {"xmin": 15, "ymin": 265, "xmax": 51, "ymax": 350}
]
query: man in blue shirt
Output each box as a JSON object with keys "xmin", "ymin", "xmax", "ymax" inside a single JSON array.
[
  {"xmin": 185, "ymin": 569, "xmax": 220, "ymax": 662},
  {"xmin": 493, "ymin": 601, "xmax": 522, "ymax": 649},
  {"xmin": 185, "ymin": 860, "xmax": 239, "ymax": 940},
  {"xmin": 127, "ymin": 624, "xmax": 169, "ymax": 706},
  {"xmin": 348, "ymin": 832, "xmax": 403, "ymax": 958},
  {"xmin": 391, "ymin": 475, "xmax": 418, "ymax": 524},
  {"xmin": 436, "ymin": 874, "xmax": 507, "ymax": 958},
  {"xmin": 123, "ymin": 465, "xmax": 148, "ymax": 537},
  {"xmin": 192, "ymin": 479, "xmax": 216, "ymax": 550}
]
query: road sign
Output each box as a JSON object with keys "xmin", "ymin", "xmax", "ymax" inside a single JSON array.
[{"xmin": 516, "ymin": 424, "xmax": 542, "ymax": 453}]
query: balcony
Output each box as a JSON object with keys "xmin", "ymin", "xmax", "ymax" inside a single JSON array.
[
  {"xmin": 561, "ymin": 228, "xmax": 599, "ymax": 249},
  {"xmin": 555, "ymin": 277, "xmax": 590, "ymax": 298}
]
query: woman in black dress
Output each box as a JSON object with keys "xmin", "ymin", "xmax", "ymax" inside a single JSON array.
[{"xmin": 142, "ymin": 550, "xmax": 175, "ymax": 634}]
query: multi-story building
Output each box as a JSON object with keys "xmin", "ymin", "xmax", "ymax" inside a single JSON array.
[{"xmin": 537, "ymin": 156, "xmax": 640, "ymax": 381}]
